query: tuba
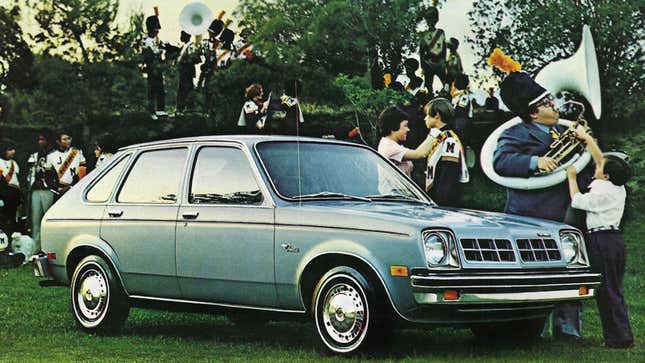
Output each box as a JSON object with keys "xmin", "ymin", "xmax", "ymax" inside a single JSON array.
[
  {"xmin": 480, "ymin": 25, "xmax": 601, "ymax": 190},
  {"xmin": 179, "ymin": 2, "xmax": 214, "ymax": 36}
]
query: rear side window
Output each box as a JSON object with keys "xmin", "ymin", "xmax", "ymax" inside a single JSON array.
[
  {"xmin": 117, "ymin": 148, "xmax": 187, "ymax": 204},
  {"xmin": 85, "ymin": 155, "xmax": 130, "ymax": 203},
  {"xmin": 189, "ymin": 147, "xmax": 263, "ymax": 205}
]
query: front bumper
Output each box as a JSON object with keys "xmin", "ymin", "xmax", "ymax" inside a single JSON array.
[{"xmin": 410, "ymin": 270, "xmax": 602, "ymax": 305}]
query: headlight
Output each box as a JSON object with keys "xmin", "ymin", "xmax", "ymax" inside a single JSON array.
[
  {"xmin": 424, "ymin": 232, "xmax": 448, "ymax": 265},
  {"xmin": 560, "ymin": 232, "xmax": 580, "ymax": 263}
]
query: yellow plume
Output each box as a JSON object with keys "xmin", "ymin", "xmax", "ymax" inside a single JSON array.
[{"xmin": 487, "ymin": 48, "xmax": 522, "ymax": 74}]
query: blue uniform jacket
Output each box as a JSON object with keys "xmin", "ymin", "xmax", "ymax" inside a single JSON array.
[{"xmin": 493, "ymin": 121, "xmax": 588, "ymax": 222}]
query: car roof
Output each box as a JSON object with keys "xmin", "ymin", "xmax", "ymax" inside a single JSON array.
[{"xmin": 118, "ymin": 135, "xmax": 362, "ymax": 151}]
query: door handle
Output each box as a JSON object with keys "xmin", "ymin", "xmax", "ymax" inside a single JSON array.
[
  {"xmin": 182, "ymin": 211, "xmax": 199, "ymax": 220},
  {"xmin": 108, "ymin": 210, "xmax": 123, "ymax": 217}
]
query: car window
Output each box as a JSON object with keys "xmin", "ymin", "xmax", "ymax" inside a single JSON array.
[
  {"xmin": 256, "ymin": 142, "xmax": 425, "ymax": 201},
  {"xmin": 189, "ymin": 147, "xmax": 263, "ymax": 205},
  {"xmin": 117, "ymin": 148, "xmax": 187, "ymax": 204},
  {"xmin": 85, "ymin": 154, "xmax": 131, "ymax": 203}
]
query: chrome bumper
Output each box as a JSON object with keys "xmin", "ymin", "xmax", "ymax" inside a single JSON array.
[
  {"xmin": 32, "ymin": 254, "xmax": 53, "ymax": 278},
  {"xmin": 411, "ymin": 271, "xmax": 602, "ymax": 305}
]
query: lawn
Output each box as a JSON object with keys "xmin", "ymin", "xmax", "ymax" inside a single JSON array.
[{"xmin": 0, "ymin": 216, "xmax": 642, "ymax": 362}]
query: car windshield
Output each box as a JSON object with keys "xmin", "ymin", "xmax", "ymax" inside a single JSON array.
[{"xmin": 256, "ymin": 141, "xmax": 430, "ymax": 203}]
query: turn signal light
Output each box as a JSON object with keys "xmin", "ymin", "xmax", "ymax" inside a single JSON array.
[
  {"xmin": 579, "ymin": 286, "xmax": 589, "ymax": 296},
  {"xmin": 390, "ymin": 266, "xmax": 409, "ymax": 277},
  {"xmin": 444, "ymin": 290, "xmax": 460, "ymax": 301}
]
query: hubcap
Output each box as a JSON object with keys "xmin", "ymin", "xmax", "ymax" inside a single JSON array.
[
  {"xmin": 75, "ymin": 267, "xmax": 108, "ymax": 323},
  {"xmin": 321, "ymin": 282, "xmax": 366, "ymax": 345}
]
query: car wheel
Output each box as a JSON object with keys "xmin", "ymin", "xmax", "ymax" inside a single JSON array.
[
  {"xmin": 471, "ymin": 317, "xmax": 545, "ymax": 341},
  {"xmin": 70, "ymin": 255, "xmax": 129, "ymax": 335},
  {"xmin": 312, "ymin": 266, "xmax": 383, "ymax": 355}
]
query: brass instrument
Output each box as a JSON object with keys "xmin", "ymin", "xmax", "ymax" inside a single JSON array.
[{"xmin": 537, "ymin": 101, "xmax": 592, "ymax": 174}]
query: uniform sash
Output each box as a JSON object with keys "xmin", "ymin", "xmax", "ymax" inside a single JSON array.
[
  {"xmin": 57, "ymin": 149, "xmax": 79, "ymax": 181},
  {"xmin": 425, "ymin": 130, "xmax": 469, "ymax": 192}
]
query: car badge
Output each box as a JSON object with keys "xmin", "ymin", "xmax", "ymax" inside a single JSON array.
[{"xmin": 280, "ymin": 243, "xmax": 300, "ymax": 253}]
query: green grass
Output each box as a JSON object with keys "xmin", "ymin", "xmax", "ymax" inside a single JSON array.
[{"xmin": 0, "ymin": 218, "xmax": 642, "ymax": 362}]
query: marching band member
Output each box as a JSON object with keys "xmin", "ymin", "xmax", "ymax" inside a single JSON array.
[
  {"xmin": 237, "ymin": 83, "xmax": 270, "ymax": 133},
  {"xmin": 199, "ymin": 13, "xmax": 225, "ymax": 113},
  {"xmin": 445, "ymin": 37, "xmax": 463, "ymax": 90},
  {"xmin": 27, "ymin": 129, "xmax": 57, "ymax": 252},
  {"xmin": 394, "ymin": 58, "xmax": 425, "ymax": 96},
  {"xmin": 48, "ymin": 132, "xmax": 86, "ymax": 197},
  {"xmin": 423, "ymin": 98, "xmax": 468, "ymax": 206},
  {"xmin": 418, "ymin": 7, "xmax": 447, "ymax": 93},
  {"xmin": 142, "ymin": 11, "xmax": 167, "ymax": 120},
  {"xmin": 0, "ymin": 143, "xmax": 22, "ymax": 238},
  {"xmin": 94, "ymin": 134, "xmax": 116, "ymax": 169},
  {"xmin": 451, "ymin": 73, "xmax": 472, "ymax": 145},
  {"xmin": 176, "ymin": 31, "xmax": 200, "ymax": 114},
  {"xmin": 275, "ymin": 79, "xmax": 304, "ymax": 135},
  {"xmin": 490, "ymin": 49, "xmax": 592, "ymax": 340}
]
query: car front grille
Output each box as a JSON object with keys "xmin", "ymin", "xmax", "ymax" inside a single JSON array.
[
  {"xmin": 516, "ymin": 238, "xmax": 561, "ymax": 262},
  {"xmin": 460, "ymin": 238, "xmax": 515, "ymax": 262}
]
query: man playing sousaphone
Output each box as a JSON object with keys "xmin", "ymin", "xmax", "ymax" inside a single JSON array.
[{"xmin": 490, "ymin": 49, "xmax": 593, "ymax": 341}]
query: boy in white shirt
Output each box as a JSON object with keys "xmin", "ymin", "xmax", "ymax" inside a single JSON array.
[{"xmin": 566, "ymin": 128, "xmax": 633, "ymax": 348}]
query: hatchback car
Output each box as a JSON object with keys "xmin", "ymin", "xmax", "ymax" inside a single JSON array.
[{"xmin": 34, "ymin": 136, "xmax": 601, "ymax": 354}]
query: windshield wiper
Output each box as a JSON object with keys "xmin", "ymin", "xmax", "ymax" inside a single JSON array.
[
  {"xmin": 292, "ymin": 192, "xmax": 371, "ymax": 202},
  {"xmin": 365, "ymin": 194, "xmax": 431, "ymax": 205}
]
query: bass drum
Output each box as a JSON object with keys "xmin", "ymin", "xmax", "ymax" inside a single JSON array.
[{"xmin": 479, "ymin": 117, "xmax": 591, "ymax": 190}]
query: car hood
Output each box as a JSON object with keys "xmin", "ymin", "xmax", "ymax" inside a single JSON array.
[{"xmin": 285, "ymin": 201, "xmax": 569, "ymax": 237}]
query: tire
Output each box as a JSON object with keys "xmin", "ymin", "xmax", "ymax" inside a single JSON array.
[
  {"xmin": 312, "ymin": 266, "xmax": 387, "ymax": 355},
  {"xmin": 70, "ymin": 255, "xmax": 129, "ymax": 335},
  {"xmin": 471, "ymin": 317, "xmax": 545, "ymax": 342}
]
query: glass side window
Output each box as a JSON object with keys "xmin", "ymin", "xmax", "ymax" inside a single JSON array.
[
  {"xmin": 85, "ymin": 155, "xmax": 130, "ymax": 203},
  {"xmin": 189, "ymin": 147, "xmax": 263, "ymax": 205},
  {"xmin": 117, "ymin": 148, "xmax": 187, "ymax": 204}
]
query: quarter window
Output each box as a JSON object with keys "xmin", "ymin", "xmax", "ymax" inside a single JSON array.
[
  {"xmin": 85, "ymin": 154, "xmax": 130, "ymax": 203},
  {"xmin": 189, "ymin": 147, "xmax": 262, "ymax": 205},
  {"xmin": 117, "ymin": 148, "xmax": 187, "ymax": 204}
]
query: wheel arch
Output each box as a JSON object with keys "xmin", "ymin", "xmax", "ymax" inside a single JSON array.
[
  {"xmin": 66, "ymin": 242, "xmax": 127, "ymax": 295},
  {"xmin": 298, "ymin": 252, "xmax": 398, "ymax": 318}
]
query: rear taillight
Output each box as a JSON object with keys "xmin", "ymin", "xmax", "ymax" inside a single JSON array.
[{"xmin": 46, "ymin": 252, "xmax": 56, "ymax": 260}]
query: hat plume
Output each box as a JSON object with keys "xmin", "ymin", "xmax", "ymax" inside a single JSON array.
[{"xmin": 487, "ymin": 48, "xmax": 522, "ymax": 74}]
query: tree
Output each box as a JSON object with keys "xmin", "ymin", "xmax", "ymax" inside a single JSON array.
[
  {"xmin": 0, "ymin": 2, "xmax": 34, "ymax": 90},
  {"xmin": 236, "ymin": 0, "xmax": 428, "ymax": 99},
  {"xmin": 32, "ymin": 0, "xmax": 124, "ymax": 63},
  {"xmin": 467, "ymin": 0, "xmax": 644, "ymax": 131}
]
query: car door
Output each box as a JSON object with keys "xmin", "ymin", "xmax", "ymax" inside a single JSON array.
[
  {"xmin": 100, "ymin": 146, "xmax": 189, "ymax": 298},
  {"xmin": 176, "ymin": 144, "xmax": 276, "ymax": 307}
]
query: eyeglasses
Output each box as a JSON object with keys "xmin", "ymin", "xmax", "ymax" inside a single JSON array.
[{"xmin": 534, "ymin": 95, "xmax": 555, "ymax": 108}]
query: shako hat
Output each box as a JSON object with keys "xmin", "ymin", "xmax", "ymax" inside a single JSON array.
[
  {"xmin": 145, "ymin": 15, "xmax": 161, "ymax": 33},
  {"xmin": 488, "ymin": 48, "xmax": 548, "ymax": 115}
]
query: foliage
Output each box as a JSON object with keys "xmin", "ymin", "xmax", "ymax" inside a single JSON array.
[
  {"xmin": 0, "ymin": 2, "xmax": 34, "ymax": 90},
  {"xmin": 31, "ymin": 0, "xmax": 141, "ymax": 64},
  {"xmin": 467, "ymin": 0, "xmax": 644, "ymax": 133},
  {"xmin": 236, "ymin": 0, "xmax": 427, "ymax": 102},
  {"xmin": 334, "ymin": 74, "xmax": 411, "ymax": 146}
]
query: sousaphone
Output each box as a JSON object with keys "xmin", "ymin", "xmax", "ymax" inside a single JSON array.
[
  {"xmin": 179, "ymin": 2, "xmax": 214, "ymax": 36},
  {"xmin": 480, "ymin": 25, "xmax": 602, "ymax": 190}
]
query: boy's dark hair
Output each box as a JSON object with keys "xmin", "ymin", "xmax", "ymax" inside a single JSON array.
[
  {"xmin": 604, "ymin": 155, "xmax": 632, "ymax": 186},
  {"xmin": 58, "ymin": 130, "xmax": 72, "ymax": 141},
  {"xmin": 38, "ymin": 128, "xmax": 56, "ymax": 146},
  {"xmin": 378, "ymin": 106, "xmax": 408, "ymax": 137},
  {"xmin": 96, "ymin": 133, "xmax": 117, "ymax": 154},
  {"xmin": 424, "ymin": 98, "xmax": 454, "ymax": 124}
]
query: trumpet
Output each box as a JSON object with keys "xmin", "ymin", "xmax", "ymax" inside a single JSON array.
[{"xmin": 537, "ymin": 101, "xmax": 592, "ymax": 175}]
